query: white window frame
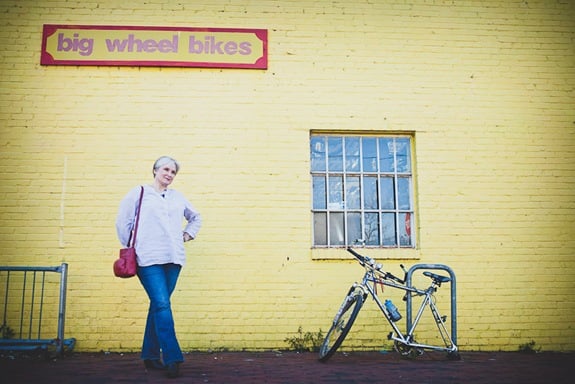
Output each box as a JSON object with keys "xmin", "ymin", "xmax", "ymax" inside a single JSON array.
[{"xmin": 310, "ymin": 133, "xmax": 416, "ymax": 250}]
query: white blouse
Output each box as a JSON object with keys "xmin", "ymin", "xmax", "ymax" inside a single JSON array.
[{"xmin": 116, "ymin": 185, "xmax": 202, "ymax": 267}]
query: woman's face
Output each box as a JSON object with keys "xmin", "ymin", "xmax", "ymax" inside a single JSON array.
[{"xmin": 154, "ymin": 161, "xmax": 177, "ymax": 188}]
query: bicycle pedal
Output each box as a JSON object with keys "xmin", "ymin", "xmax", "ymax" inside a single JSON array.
[{"xmin": 387, "ymin": 332, "xmax": 393, "ymax": 340}]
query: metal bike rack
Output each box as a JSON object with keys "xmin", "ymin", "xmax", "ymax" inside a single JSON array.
[
  {"xmin": 0, "ymin": 263, "xmax": 75, "ymax": 355},
  {"xmin": 405, "ymin": 264, "xmax": 457, "ymax": 345}
]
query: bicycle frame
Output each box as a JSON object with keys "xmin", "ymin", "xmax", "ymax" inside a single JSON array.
[{"xmin": 356, "ymin": 264, "xmax": 457, "ymax": 355}]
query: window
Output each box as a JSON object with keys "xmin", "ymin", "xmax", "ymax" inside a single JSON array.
[{"xmin": 310, "ymin": 134, "xmax": 414, "ymax": 248}]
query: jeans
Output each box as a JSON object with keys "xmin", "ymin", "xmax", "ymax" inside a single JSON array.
[{"xmin": 137, "ymin": 263, "xmax": 183, "ymax": 365}]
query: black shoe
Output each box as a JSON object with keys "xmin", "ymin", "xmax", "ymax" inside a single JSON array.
[
  {"xmin": 144, "ymin": 359, "xmax": 166, "ymax": 371},
  {"xmin": 166, "ymin": 362, "xmax": 180, "ymax": 378}
]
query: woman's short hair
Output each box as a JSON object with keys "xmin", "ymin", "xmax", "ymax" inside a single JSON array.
[{"xmin": 153, "ymin": 156, "xmax": 180, "ymax": 175}]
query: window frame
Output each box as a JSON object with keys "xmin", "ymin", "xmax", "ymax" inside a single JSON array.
[{"xmin": 310, "ymin": 133, "xmax": 417, "ymax": 257}]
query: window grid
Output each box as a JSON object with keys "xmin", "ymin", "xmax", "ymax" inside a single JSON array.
[{"xmin": 311, "ymin": 135, "xmax": 414, "ymax": 248}]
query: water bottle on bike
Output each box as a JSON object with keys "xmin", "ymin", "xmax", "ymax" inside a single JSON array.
[{"xmin": 385, "ymin": 299, "xmax": 402, "ymax": 322}]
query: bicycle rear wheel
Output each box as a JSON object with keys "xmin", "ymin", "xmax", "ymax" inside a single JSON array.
[{"xmin": 318, "ymin": 288, "xmax": 364, "ymax": 362}]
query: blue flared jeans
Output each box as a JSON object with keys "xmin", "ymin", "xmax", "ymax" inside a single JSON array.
[{"xmin": 137, "ymin": 263, "xmax": 184, "ymax": 365}]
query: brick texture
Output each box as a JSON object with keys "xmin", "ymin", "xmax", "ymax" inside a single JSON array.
[{"xmin": 0, "ymin": 0, "xmax": 574, "ymax": 352}]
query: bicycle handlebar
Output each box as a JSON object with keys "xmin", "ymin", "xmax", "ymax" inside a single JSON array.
[
  {"xmin": 346, "ymin": 247, "xmax": 405, "ymax": 284},
  {"xmin": 346, "ymin": 247, "xmax": 367, "ymax": 263}
]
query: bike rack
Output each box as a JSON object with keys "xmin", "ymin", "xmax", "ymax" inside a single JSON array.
[
  {"xmin": 405, "ymin": 264, "xmax": 457, "ymax": 345},
  {"xmin": 0, "ymin": 263, "xmax": 75, "ymax": 355}
]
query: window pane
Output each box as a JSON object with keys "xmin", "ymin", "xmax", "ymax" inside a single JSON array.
[
  {"xmin": 364, "ymin": 212, "xmax": 380, "ymax": 245},
  {"xmin": 397, "ymin": 177, "xmax": 411, "ymax": 210},
  {"xmin": 328, "ymin": 137, "xmax": 343, "ymax": 172},
  {"xmin": 328, "ymin": 176, "xmax": 343, "ymax": 210},
  {"xmin": 382, "ymin": 213, "xmax": 397, "ymax": 246},
  {"xmin": 380, "ymin": 177, "xmax": 395, "ymax": 209},
  {"xmin": 345, "ymin": 137, "xmax": 360, "ymax": 172},
  {"xmin": 396, "ymin": 138, "xmax": 411, "ymax": 173},
  {"xmin": 362, "ymin": 137, "xmax": 377, "ymax": 172},
  {"xmin": 347, "ymin": 212, "xmax": 361, "ymax": 245},
  {"xmin": 364, "ymin": 176, "xmax": 378, "ymax": 210},
  {"xmin": 345, "ymin": 176, "xmax": 360, "ymax": 209},
  {"xmin": 312, "ymin": 176, "xmax": 326, "ymax": 209},
  {"xmin": 313, "ymin": 212, "xmax": 327, "ymax": 246},
  {"xmin": 310, "ymin": 135, "xmax": 414, "ymax": 249},
  {"xmin": 379, "ymin": 138, "xmax": 394, "ymax": 172},
  {"xmin": 399, "ymin": 212, "xmax": 412, "ymax": 247},
  {"xmin": 329, "ymin": 212, "xmax": 345, "ymax": 245},
  {"xmin": 310, "ymin": 136, "xmax": 326, "ymax": 172}
]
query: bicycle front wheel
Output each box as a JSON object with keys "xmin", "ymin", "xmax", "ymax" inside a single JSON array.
[{"xmin": 318, "ymin": 288, "xmax": 365, "ymax": 362}]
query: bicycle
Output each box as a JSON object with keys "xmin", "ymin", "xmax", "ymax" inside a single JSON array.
[{"xmin": 318, "ymin": 247, "xmax": 459, "ymax": 362}]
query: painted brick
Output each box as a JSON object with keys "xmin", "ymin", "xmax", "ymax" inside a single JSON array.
[{"xmin": 0, "ymin": 0, "xmax": 574, "ymax": 353}]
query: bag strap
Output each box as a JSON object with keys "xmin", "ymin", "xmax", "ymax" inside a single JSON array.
[{"xmin": 127, "ymin": 186, "xmax": 144, "ymax": 247}]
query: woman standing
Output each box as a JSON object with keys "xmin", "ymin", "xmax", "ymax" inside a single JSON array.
[{"xmin": 116, "ymin": 156, "xmax": 202, "ymax": 378}]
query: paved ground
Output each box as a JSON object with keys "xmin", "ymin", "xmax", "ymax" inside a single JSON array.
[{"xmin": 1, "ymin": 349, "xmax": 573, "ymax": 383}]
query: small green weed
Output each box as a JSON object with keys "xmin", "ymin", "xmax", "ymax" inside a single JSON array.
[
  {"xmin": 284, "ymin": 326, "xmax": 324, "ymax": 352},
  {"xmin": 518, "ymin": 340, "xmax": 541, "ymax": 354},
  {"xmin": 1, "ymin": 324, "xmax": 14, "ymax": 339}
]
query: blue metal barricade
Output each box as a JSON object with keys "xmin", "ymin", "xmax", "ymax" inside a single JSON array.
[{"xmin": 0, "ymin": 263, "xmax": 75, "ymax": 355}]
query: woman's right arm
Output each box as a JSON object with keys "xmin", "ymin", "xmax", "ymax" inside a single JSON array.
[{"xmin": 115, "ymin": 187, "xmax": 139, "ymax": 246}]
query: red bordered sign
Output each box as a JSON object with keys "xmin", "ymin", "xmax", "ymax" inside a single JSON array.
[{"xmin": 41, "ymin": 24, "xmax": 268, "ymax": 69}]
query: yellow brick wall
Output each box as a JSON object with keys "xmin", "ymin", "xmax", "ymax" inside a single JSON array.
[{"xmin": 0, "ymin": 0, "xmax": 574, "ymax": 352}]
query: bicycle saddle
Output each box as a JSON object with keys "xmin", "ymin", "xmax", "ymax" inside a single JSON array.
[{"xmin": 423, "ymin": 271, "xmax": 451, "ymax": 283}]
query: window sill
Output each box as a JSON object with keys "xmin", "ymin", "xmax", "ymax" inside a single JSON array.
[{"xmin": 311, "ymin": 247, "xmax": 419, "ymax": 261}]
